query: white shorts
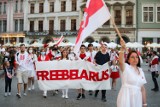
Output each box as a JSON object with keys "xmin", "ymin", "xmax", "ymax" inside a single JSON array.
[
  {"xmin": 16, "ymin": 71, "xmax": 28, "ymax": 84},
  {"xmin": 28, "ymin": 70, "xmax": 35, "ymax": 77}
]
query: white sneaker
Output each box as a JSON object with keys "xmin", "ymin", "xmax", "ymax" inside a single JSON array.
[
  {"xmin": 43, "ymin": 93, "xmax": 47, "ymax": 98},
  {"xmin": 65, "ymin": 95, "xmax": 68, "ymax": 99},
  {"xmin": 23, "ymin": 93, "xmax": 27, "ymax": 96},
  {"xmin": 16, "ymin": 93, "xmax": 21, "ymax": 98},
  {"xmin": 4, "ymin": 93, "xmax": 7, "ymax": 97},
  {"xmin": 31, "ymin": 85, "xmax": 35, "ymax": 90},
  {"xmin": 8, "ymin": 93, "xmax": 11, "ymax": 96},
  {"xmin": 28, "ymin": 88, "xmax": 31, "ymax": 91},
  {"xmin": 62, "ymin": 94, "xmax": 65, "ymax": 98}
]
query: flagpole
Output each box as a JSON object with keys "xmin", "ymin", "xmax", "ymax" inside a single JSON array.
[{"xmin": 110, "ymin": 16, "xmax": 123, "ymax": 40}]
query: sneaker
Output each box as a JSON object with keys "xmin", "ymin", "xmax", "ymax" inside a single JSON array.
[
  {"xmin": 43, "ymin": 95, "xmax": 47, "ymax": 98},
  {"xmin": 16, "ymin": 93, "xmax": 21, "ymax": 98},
  {"xmin": 101, "ymin": 98, "xmax": 107, "ymax": 102},
  {"xmin": 55, "ymin": 90, "xmax": 59, "ymax": 94},
  {"xmin": 65, "ymin": 95, "xmax": 69, "ymax": 99},
  {"xmin": 8, "ymin": 93, "xmax": 11, "ymax": 96},
  {"xmin": 151, "ymin": 88, "xmax": 159, "ymax": 92},
  {"xmin": 43, "ymin": 93, "xmax": 47, "ymax": 98},
  {"xmin": 4, "ymin": 93, "xmax": 7, "ymax": 97},
  {"xmin": 28, "ymin": 88, "xmax": 31, "ymax": 91},
  {"xmin": 23, "ymin": 93, "xmax": 27, "ymax": 96},
  {"xmin": 82, "ymin": 94, "xmax": 85, "ymax": 99},
  {"xmin": 31, "ymin": 85, "xmax": 35, "ymax": 90},
  {"xmin": 62, "ymin": 94, "xmax": 65, "ymax": 98},
  {"xmin": 89, "ymin": 91, "xmax": 93, "ymax": 95},
  {"xmin": 76, "ymin": 93, "xmax": 82, "ymax": 100}
]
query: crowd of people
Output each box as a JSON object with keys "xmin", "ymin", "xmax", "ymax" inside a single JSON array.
[{"xmin": 0, "ymin": 39, "xmax": 159, "ymax": 107}]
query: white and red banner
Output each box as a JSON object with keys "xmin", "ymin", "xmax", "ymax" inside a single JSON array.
[
  {"xmin": 55, "ymin": 35, "xmax": 64, "ymax": 46},
  {"xmin": 74, "ymin": 0, "xmax": 111, "ymax": 53},
  {"xmin": 35, "ymin": 60, "xmax": 111, "ymax": 90}
]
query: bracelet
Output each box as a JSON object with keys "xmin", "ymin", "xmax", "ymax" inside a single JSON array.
[{"xmin": 143, "ymin": 103, "xmax": 147, "ymax": 106}]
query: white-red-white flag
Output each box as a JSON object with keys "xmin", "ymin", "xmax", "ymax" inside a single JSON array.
[
  {"xmin": 74, "ymin": 0, "xmax": 111, "ymax": 53},
  {"xmin": 55, "ymin": 35, "xmax": 64, "ymax": 46}
]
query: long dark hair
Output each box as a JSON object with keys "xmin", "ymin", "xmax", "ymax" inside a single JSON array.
[{"xmin": 126, "ymin": 50, "xmax": 141, "ymax": 67}]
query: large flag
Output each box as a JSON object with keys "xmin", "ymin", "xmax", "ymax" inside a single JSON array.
[{"xmin": 74, "ymin": 0, "xmax": 111, "ymax": 53}]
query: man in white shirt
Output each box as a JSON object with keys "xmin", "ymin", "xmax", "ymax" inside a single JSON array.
[{"xmin": 15, "ymin": 44, "xmax": 29, "ymax": 98}]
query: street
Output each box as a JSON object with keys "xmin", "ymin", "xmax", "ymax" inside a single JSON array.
[{"xmin": 0, "ymin": 63, "xmax": 160, "ymax": 107}]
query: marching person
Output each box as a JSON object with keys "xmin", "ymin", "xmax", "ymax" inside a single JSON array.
[
  {"xmin": 76, "ymin": 45, "xmax": 90, "ymax": 100},
  {"xmin": 59, "ymin": 49, "xmax": 69, "ymax": 99},
  {"xmin": 38, "ymin": 48, "xmax": 50, "ymax": 98},
  {"xmin": 150, "ymin": 51, "xmax": 159, "ymax": 92},
  {"xmin": 27, "ymin": 47, "xmax": 37, "ymax": 91},
  {"xmin": 87, "ymin": 43, "xmax": 97, "ymax": 95},
  {"xmin": 4, "ymin": 61, "xmax": 14, "ymax": 97},
  {"xmin": 117, "ymin": 39, "xmax": 147, "ymax": 107},
  {"xmin": 15, "ymin": 44, "xmax": 29, "ymax": 98},
  {"xmin": 110, "ymin": 60, "xmax": 120, "ymax": 90},
  {"xmin": 94, "ymin": 44, "xmax": 110, "ymax": 102}
]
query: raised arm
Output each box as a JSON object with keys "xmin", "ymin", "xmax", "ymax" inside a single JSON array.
[{"xmin": 119, "ymin": 39, "xmax": 126, "ymax": 72}]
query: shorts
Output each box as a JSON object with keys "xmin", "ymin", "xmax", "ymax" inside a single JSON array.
[
  {"xmin": 28, "ymin": 70, "xmax": 35, "ymax": 77},
  {"xmin": 16, "ymin": 71, "xmax": 28, "ymax": 84}
]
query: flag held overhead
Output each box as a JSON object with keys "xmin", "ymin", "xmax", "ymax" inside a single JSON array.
[{"xmin": 74, "ymin": 0, "xmax": 111, "ymax": 54}]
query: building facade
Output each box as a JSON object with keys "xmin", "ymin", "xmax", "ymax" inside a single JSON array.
[
  {"xmin": 137, "ymin": 0, "xmax": 160, "ymax": 51},
  {"xmin": 0, "ymin": 0, "xmax": 25, "ymax": 45},
  {"xmin": 24, "ymin": 0, "xmax": 81, "ymax": 44},
  {"xmin": 0, "ymin": 0, "xmax": 137, "ymax": 45}
]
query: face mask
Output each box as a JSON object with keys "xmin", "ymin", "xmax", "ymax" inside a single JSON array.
[
  {"xmin": 41, "ymin": 52, "xmax": 45, "ymax": 56},
  {"xmin": 29, "ymin": 50, "xmax": 33, "ymax": 53}
]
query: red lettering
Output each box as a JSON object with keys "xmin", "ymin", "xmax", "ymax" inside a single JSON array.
[
  {"xmin": 89, "ymin": 71, "xmax": 97, "ymax": 81},
  {"xmin": 102, "ymin": 70, "xmax": 110, "ymax": 80},
  {"xmin": 37, "ymin": 71, "xmax": 49, "ymax": 80},
  {"xmin": 80, "ymin": 70, "xmax": 89, "ymax": 80},
  {"xmin": 50, "ymin": 70, "xmax": 69, "ymax": 80},
  {"xmin": 70, "ymin": 70, "xmax": 79, "ymax": 80}
]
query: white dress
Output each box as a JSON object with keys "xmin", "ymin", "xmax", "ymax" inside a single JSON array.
[{"xmin": 117, "ymin": 63, "xmax": 147, "ymax": 107}]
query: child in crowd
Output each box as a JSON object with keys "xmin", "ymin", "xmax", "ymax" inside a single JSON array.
[
  {"xmin": 110, "ymin": 60, "xmax": 120, "ymax": 90},
  {"xmin": 59, "ymin": 49, "xmax": 69, "ymax": 99},
  {"xmin": 4, "ymin": 61, "xmax": 14, "ymax": 97}
]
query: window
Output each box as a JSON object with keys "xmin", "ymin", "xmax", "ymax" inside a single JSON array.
[
  {"xmin": 143, "ymin": 6, "xmax": 153, "ymax": 22},
  {"xmin": 39, "ymin": 3, "xmax": 43, "ymax": 13},
  {"xmin": 115, "ymin": 10, "xmax": 121, "ymax": 25},
  {"xmin": 20, "ymin": 0, "xmax": 23, "ymax": 12},
  {"xmin": 157, "ymin": 7, "xmax": 160, "ymax": 22},
  {"xmin": 39, "ymin": 21, "xmax": 43, "ymax": 32},
  {"xmin": 61, "ymin": 1, "xmax": 66, "ymax": 12},
  {"xmin": 71, "ymin": 19, "xmax": 76, "ymax": 31},
  {"xmin": 50, "ymin": 2, "xmax": 54, "ymax": 12},
  {"xmin": 3, "ymin": 20, "xmax": 7, "ymax": 32},
  {"xmin": 19, "ymin": 37, "xmax": 24, "ymax": 43},
  {"xmin": 126, "ymin": 10, "xmax": 133, "ymax": 25},
  {"xmin": 60, "ymin": 20, "xmax": 66, "ymax": 31},
  {"xmin": 20, "ymin": 19, "xmax": 24, "ymax": 31},
  {"xmin": 15, "ymin": 1, "xmax": 18, "ymax": 13},
  {"xmin": 30, "ymin": 4, "xmax": 35, "ymax": 13},
  {"xmin": 30, "ymin": 21, "xmax": 34, "ymax": 32},
  {"xmin": 4, "ymin": 2, "xmax": 6, "ymax": 14},
  {"xmin": 0, "ymin": 3, "xmax": 2, "ymax": 14},
  {"xmin": 49, "ymin": 20, "xmax": 54, "ymax": 34},
  {"xmin": 72, "ymin": 0, "xmax": 77, "ymax": 11},
  {"xmin": 15, "ymin": 20, "xmax": 18, "ymax": 32}
]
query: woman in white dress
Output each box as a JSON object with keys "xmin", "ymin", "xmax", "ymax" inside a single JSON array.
[
  {"xmin": 27, "ymin": 47, "xmax": 37, "ymax": 90},
  {"xmin": 117, "ymin": 39, "xmax": 147, "ymax": 107}
]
